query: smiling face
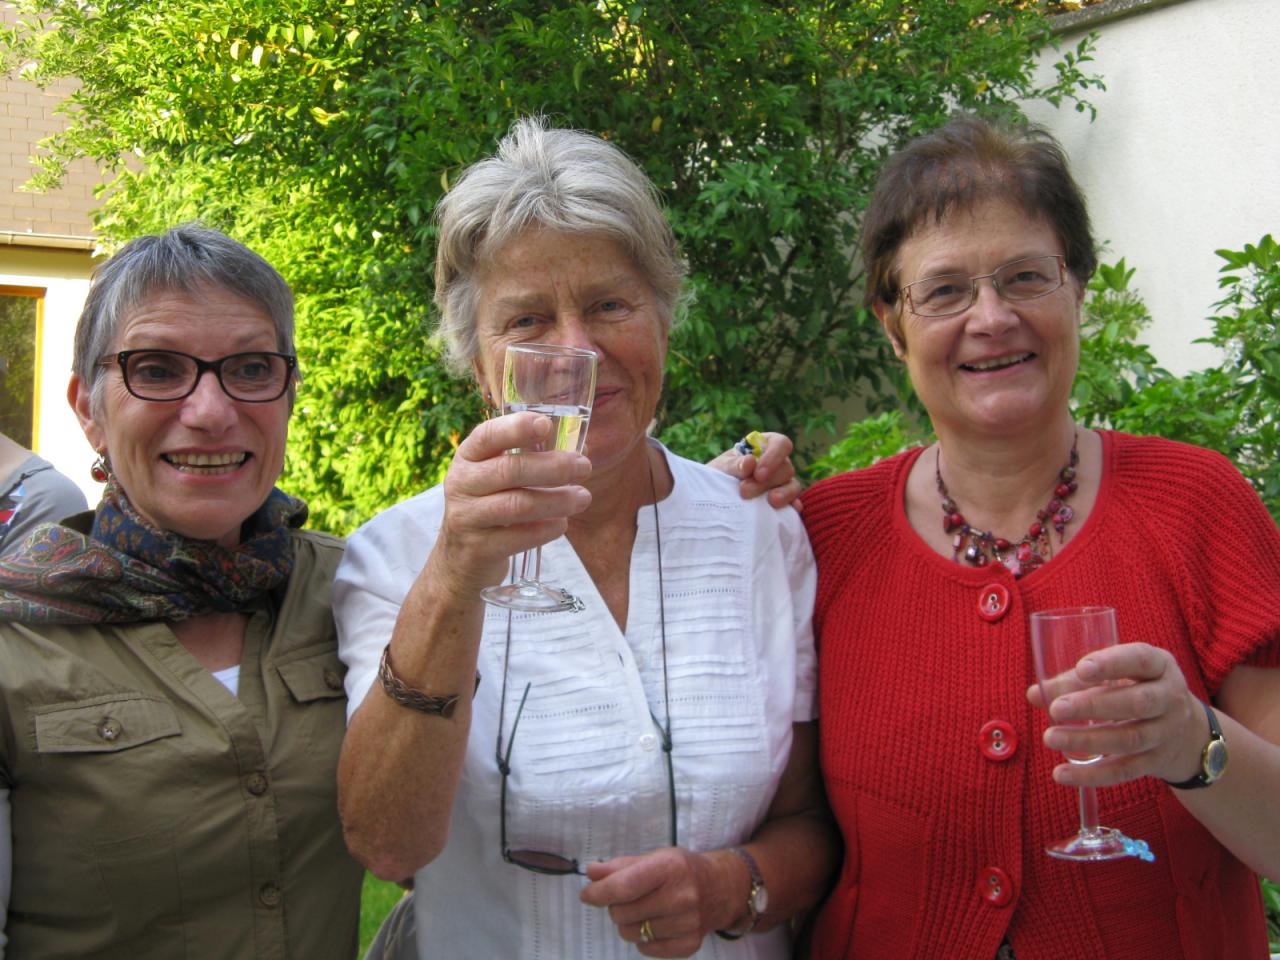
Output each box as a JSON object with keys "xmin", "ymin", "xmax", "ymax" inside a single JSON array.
[
  {"xmin": 472, "ymin": 227, "xmax": 668, "ymax": 479},
  {"xmin": 70, "ymin": 284, "xmax": 291, "ymax": 546},
  {"xmin": 877, "ymin": 198, "xmax": 1084, "ymax": 443}
]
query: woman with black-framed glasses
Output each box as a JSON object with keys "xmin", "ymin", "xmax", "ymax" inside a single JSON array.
[
  {"xmin": 334, "ymin": 117, "xmax": 839, "ymax": 959},
  {"xmin": 0, "ymin": 224, "xmax": 364, "ymax": 958}
]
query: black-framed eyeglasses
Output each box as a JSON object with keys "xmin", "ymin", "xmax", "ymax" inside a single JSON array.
[
  {"xmin": 496, "ymin": 674, "xmax": 676, "ymax": 875},
  {"xmin": 101, "ymin": 349, "xmax": 298, "ymax": 402},
  {"xmin": 901, "ymin": 254, "xmax": 1066, "ymax": 318},
  {"xmin": 494, "ymin": 488, "xmax": 676, "ymax": 876}
]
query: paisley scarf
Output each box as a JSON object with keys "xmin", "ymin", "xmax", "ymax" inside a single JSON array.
[{"xmin": 0, "ymin": 477, "xmax": 307, "ymax": 624}]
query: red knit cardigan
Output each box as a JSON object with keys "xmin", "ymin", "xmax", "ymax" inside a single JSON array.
[{"xmin": 802, "ymin": 431, "xmax": 1280, "ymax": 960}]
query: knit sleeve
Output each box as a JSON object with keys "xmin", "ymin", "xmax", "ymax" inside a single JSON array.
[
  {"xmin": 1115, "ymin": 435, "xmax": 1280, "ymax": 691},
  {"xmin": 803, "ymin": 452, "xmax": 911, "ymax": 642}
]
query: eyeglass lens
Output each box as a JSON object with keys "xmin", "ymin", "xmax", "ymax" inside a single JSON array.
[
  {"xmin": 119, "ymin": 350, "xmax": 294, "ymax": 401},
  {"xmin": 906, "ymin": 255, "xmax": 1064, "ymax": 317}
]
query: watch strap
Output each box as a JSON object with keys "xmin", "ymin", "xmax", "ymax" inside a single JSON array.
[
  {"xmin": 715, "ymin": 845, "xmax": 766, "ymax": 941},
  {"xmin": 1163, "ymin": 699, "xmax": 1225, "ymax": 790}
]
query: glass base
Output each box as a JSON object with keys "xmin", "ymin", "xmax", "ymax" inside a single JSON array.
[
  {"xmin": 1045, "ymin": 827, "xmax": 1152, "ymax": 862},
  {"xmin": 480, "ymin": 579, "xmax": 582, "ymax": 613}
]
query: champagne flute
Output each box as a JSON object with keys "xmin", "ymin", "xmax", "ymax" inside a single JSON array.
[
  {"xmin": 1030, "ymin": 606, "xmax": 1152, "ymax": 862},
  {"xmin": 480, "ymin": 343, "xmax": 597, "ymax": 613}
]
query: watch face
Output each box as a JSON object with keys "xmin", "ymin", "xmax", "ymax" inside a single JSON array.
[
  {"xmin": 1205, "ymin": 738, "xmax": 1228, "ymax": 781},
  {"xmin": 752, "ymin": 886, "xmax": 769, "ymax": 914}
]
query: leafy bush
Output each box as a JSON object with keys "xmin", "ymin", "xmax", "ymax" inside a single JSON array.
[{"xmin": 1, "ymin": 0, "xmax": 1100, "ymax": 532}]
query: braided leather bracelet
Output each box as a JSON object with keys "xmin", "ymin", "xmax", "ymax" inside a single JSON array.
[{"xmin": 377, "ymin": 644, "xmax": 478, "ymax": 718}]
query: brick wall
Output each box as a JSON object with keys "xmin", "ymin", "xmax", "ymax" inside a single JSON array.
[{"xmin": 0, "ymin": 7, "xmax": 102, "ymax": 240}]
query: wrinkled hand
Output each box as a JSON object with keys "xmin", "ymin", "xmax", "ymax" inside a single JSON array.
[
  {"xmin": 708, "ymin": 431, "xmax": 803, "ymax": 510},
  {"xmin": 580, "ymin": 848, "xmax": 720, "ymax": 958},
  {"xmin": 1026, "ymin": 642, "xmax": 1205, "ymax": 787},
  {"xmin": 434, "ymin": 412, "xmax": 592, "ymax": 595}
]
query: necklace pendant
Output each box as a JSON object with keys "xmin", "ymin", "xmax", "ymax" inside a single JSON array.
[{"xmin": 963, "ymin": 541, "xmax": 982, "ymax": 565}]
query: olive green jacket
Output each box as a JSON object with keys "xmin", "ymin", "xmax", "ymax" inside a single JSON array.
[{"xmin": 0, "ymin": 529, "xmax": 362, "ymax": 959}]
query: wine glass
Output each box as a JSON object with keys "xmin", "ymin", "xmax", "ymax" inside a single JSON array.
[
  {"xmin": 480, "ymin": 343, "xmax": 597, "ymax": 613},
  {"xmin": 1030, "ymin": 606, "xmax": 1152, "ymax": 862}
]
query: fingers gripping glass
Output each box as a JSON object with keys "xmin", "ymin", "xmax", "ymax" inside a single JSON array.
[
  {"xmin": 1030, "ymin": 606, "xmax": 1152, "ymax": 862},
  {"xmin": 106, "ymin": 350, "xmax": 298, "ymax": 402},
  {"xmin": 480, "ymin": 343, "xmax": 598, "ymax": 613},
  {"xmin": 902, "ymin": 255, "xmax": 1066, "ymax": 318}
]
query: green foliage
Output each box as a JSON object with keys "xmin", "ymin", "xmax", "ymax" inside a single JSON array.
[
  {"xmin": 1073, "ymin": 237, "xmax": 1280, "ymax": 519},
  {"xmin": 0, "ymin": 296, "xmax": 38, "ymax": 444},
  {"xmin": 359, "ymin": 872, "xmax": 404, "ymax": 956},
  {"xmin": 808, "ymin": 409, "xmax": 928, "ymax": 479},
  {"xmin": 1, "ymin": 0, "xmax": 1100, "ymax": 532},
  {"xmin": 1264, "ymin": 876, "xmax": 1280, "ymax": 952}
]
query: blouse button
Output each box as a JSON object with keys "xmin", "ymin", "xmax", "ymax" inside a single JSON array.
[
  {"xmin": 978, "ymin": 866, "xmax": 1014, "ymax": 907},
  {"xmin": 97, "ymin": 717, "xmax": 123, "ymax": 742},
  {"xmin": 638, "ymin": 733, "xmax": 658, "ymax": 752},
  {"xmin": 977, "ymin": 583, "xmax": 1011, "ymax": 622},
  {"xmin": 323, "ymin": 668, "xmax": 343, "ymax": 691},
  {"xmin": 979, "ymin": 720, "xmax": 1018, "ymax": 762},
  {"xmin": 258, "ymin": 883, "xmax": 282, "ymax": 908},
  {"xmin": 246, "ymin": 772, "xmax": 270, "ymax": 796}
]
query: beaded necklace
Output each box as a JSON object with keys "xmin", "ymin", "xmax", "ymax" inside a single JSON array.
[{"xmin": 936, "ymin": 433, "xmax": 1079, "ymax": 578}]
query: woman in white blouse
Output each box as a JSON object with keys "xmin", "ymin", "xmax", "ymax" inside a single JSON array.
[{"xmin": 333, "ymin": 117, "xmax": 838, "ymax": 959}]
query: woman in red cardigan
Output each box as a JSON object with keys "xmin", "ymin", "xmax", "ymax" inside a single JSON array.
[{"xmin": 803, "ymin": 114, "xmax": 1280, "ymax": 959}]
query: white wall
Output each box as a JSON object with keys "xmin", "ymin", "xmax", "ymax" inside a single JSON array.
[
  {"xmin": 1024, "ymin": 0, "xmax": 1280, "ymax": 375},
  {"xmin": 1, "ymin": 246, "xmax": 100, "ymax": 503}
]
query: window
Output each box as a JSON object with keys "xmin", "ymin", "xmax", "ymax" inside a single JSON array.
[{"xmin": 0, "ymin": 286, "xmax": 45, "ymax": 447}]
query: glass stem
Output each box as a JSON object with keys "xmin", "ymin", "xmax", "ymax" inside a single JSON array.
[{"xmin": 1077, "ymin": 785, "xmax": 1101, "ymax": 836}]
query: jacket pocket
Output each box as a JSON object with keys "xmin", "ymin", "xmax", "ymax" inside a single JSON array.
[
  {"xmin": 33, "ymin": 694, "xmax": 180, "ymax": 754},
  {"xmin": 275, "ymin": 646, "xmax": 347, "ymax": 703}
]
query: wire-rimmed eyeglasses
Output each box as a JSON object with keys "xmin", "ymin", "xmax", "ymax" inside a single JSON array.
[
  {"xmin": 901, "ymin": 255, "xmax": 1066, "ymax": 318},
  {"xmin": 101, "ymin": 349, "xmax": 298, "ymax": 402}
]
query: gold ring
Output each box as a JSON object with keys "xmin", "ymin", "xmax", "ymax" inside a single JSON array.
[{"xmin": 639, "ymin": 919, "xmax": 655, "ymax": 944}]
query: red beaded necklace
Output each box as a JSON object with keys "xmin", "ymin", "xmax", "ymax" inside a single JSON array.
[{"xmin": 935, "ymin": 433, "xmax": 1079, "ymax": 578}]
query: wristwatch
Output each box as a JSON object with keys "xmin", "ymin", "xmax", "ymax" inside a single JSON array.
[
  {"xmin": 1163, "ymin": 699, "xmax": 1228, "ymax": 790},
  {"xmin": 715, "ymin": 846, "xmax": 768, "ymax": 941}
]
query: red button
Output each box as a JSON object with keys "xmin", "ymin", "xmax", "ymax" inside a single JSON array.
[
  {"xmin": 977, "ymin": 583, "xmax": 1010, "ymax": 622},
  {"xmin": 979, "ymin": 720, "xmax": 1018, "ymax": 762},
  {"xmin": 977, "ymin": 866, "xmax": 1014, "ymax": 907}
]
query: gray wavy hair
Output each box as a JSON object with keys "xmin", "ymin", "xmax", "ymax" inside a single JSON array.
[
  {"xmin": 433, "ymin": 117, "xmax": 687, "ymax": 375},
  {"xmin": 73, "ymin": 223, "xmax": 296, "ymax": 414}
]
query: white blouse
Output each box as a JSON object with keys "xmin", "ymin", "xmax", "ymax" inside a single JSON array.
[{"xmin": 335, "ymin": 445, "xmax": 817, "ymax": 959}]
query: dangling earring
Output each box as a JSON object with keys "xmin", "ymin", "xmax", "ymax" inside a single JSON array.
[{"xmin": 90, "ymin": 454, "xmax": 110, "ymax": 483}]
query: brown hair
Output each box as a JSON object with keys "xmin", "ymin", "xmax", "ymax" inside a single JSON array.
[{"xmin": 862, "ymin": 114, "xmax": 1096, "ymax": 344}]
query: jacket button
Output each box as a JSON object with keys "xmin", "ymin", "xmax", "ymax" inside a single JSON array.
[
  {"xmin": 977, "ymin": 583, "xmax": 1011, "ymax": 622},
  {"xmin": 323, "ymin": 668, "xmax": 343, "ymax": 691},
  {"xmin": 258, "ymin": 883, "xmax": 282, "ymax": 908},
  {"xmin": 978, "ymin": 866, "xmax": 1014, "ymax": 907},
  {"xmin": 246, "ymin": 772, "xmax": 269, "ymax": 796},
  {"xmin": 97, "ymin": 718, "xmax": 123, "ymax": 742},
  {"xmin": 979, "ymin": 720, "xmax": 1018, "ymax": 762}
]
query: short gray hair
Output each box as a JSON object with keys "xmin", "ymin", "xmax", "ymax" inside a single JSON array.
[
  {"xmin": 73, "ymin": 223, "xmax": 295, "ymax": 412},
  {"xmin": 433, "ymin": 117, "xmax": 687, "ymax": 374}
]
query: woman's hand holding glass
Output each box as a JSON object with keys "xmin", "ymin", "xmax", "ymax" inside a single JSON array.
[
  {"xmin": 1028, "ymin": 637, "xmax": 1209, "ymax": 790},
  {"xmin": 1030, "ymin": 607, "xmax": 1152, "ymax": 861},
  {"xmin": 436, "ymin": 412, "xmax": 592, "ymax": 600}
]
